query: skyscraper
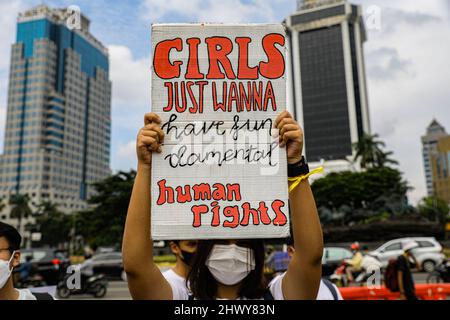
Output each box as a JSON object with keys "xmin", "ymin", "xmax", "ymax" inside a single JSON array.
[
  {"xmin": 421, "ymin": 119, "xmax": 448, "ymax": 197},
  {"xmin": 0, "ymin": 5, "xmax": 111, "ymax": 228},
  {"xmin": 432, "ymin": 136, "xmax": 450, "ymax": 204},
  {"xmin": 285, "ymin": 0, "xmax": 371, "ymax": 171}
]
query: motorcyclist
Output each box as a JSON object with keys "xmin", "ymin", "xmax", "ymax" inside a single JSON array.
[{"xmin": 344, "ymin": 242, "xmax": 363, "ymax": 283}]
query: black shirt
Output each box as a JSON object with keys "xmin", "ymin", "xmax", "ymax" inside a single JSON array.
[{"xmin": 397, "ymin": 255, "xmax": 416, "ymax": 299}]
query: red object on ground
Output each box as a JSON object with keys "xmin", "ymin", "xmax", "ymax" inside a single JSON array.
[{"xmin": 340, "ymin": 284, "xmax": 450, "ymax": 300}]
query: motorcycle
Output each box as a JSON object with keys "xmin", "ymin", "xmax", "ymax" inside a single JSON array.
[
  {"xmin": 57, "ymin": 263, "xmax": 108, "ymax": 299},
  {"xmin": 427, "ymin": 259, "xmax": 450, "ymax": 283},
  {"xmin": 329, "ymin": 262, "xmax": 371, "ymax": 287}
]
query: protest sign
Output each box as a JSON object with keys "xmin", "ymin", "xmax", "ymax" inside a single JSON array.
[{"xmin": 151, "ymin": 24, "xmax": 289, "ymax": 240}]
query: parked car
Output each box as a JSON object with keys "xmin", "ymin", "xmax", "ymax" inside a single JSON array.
[
  {"xmin": 322, "ymin": 247, "xmax": 353, "ymax": 277},
  {"xmin": 82, "ymin": 252, "xmax": 126, "ymax": 281},
  {"xmin": 369, "ymin": 237, "xmax": 445, "ymax": 272},
  {"xmin": 16, "ymin": 248, "xmax": 70, "ymax": 285}
]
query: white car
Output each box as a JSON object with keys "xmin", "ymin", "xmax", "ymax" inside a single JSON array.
[{"xmin": 369, "ymin": 237, "xmax": 446, "ymax": 272}]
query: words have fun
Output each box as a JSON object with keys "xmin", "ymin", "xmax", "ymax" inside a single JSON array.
[{"xmin": 153, "ymin": 34, "xmax": 285, "ymax": 114}]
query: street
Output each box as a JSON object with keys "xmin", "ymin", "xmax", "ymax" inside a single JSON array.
[{"xmin": 62, "ymin": 273, "xmax": 431, "ymax": 300}]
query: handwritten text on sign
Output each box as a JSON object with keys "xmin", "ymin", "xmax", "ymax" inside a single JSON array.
[{"xmin": 151, "ymin": 24, "xmax": 290, "ymax": 240}]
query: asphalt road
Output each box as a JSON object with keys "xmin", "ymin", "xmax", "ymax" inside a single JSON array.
[{"xmin": 61, "ymin": 272, "xmax": 432, "ymax": 300}]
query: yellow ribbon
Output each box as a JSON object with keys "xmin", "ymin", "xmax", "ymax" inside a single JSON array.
[{"xmin": 288, "ymin": 167, "xmax": 324, "ymax": 193}]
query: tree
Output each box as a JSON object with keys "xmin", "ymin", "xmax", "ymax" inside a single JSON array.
[
  {"xmin": 9, "ymin": 194, "xmax": 32, "ymax": 232},
  {"xmin": 353, "ymin": 133, "xmax": 398, "ymax": 169},
  {"xmin": 418, "ymin": 196, "xmax": 450, "ymax": 226},
  {"xmin": 312, "ymin": 167, "xmax": 410, "ymax": 226},
  {"xmin": 76, "ymin": 170, "xmax": 136, "ymax": 248},
  {"xmin": 34, "ymin": 201, "xmax": 71, "ymax": 247},
  {"xmin": 0, "ymin": 197, "xmax": 5, "ymax": 213}
]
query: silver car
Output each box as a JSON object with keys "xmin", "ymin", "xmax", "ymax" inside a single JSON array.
[{"xmin": 369, "ymin": 237, "xmax": 446, "ymax": 272}]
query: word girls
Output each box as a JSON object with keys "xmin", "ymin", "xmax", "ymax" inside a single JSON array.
[{"xmin": 153, "ymin": 34, "xmax": 285, "ymax": 114}]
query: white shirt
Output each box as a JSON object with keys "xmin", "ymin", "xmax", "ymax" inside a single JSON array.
[
  {"xmin": 17, "ymin": 289, "xmax": 37, "ymax": 300},
  {"xmin": 168, "ymin": 270, "xmax": 284, "ymax": 300},
  {"xmin": 163, "ymin": 269, "xmax": 190, "ymax": 299},
  {"xmin": 269, "ymin": 274, "xmax": 343, "ymax": 300}
]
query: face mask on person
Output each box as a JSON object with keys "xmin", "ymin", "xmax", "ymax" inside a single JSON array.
[
  {"xmin": 206, "ymin": 244, "xmax": 255, "ymax": 286},
  {"xmin": 180, "ymin": 249, "xmax": 195, "ymax": 266},
  {"xmin": 0, "ymin": 251, "xmax": 16, "ymax": 289}
]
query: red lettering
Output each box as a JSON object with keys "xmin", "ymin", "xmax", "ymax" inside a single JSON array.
[
  {"xmin": 157, "ymin": 179, "xmax": 174, "ymax": 205},
  {"xmin": 185, "ymin": 38, "xmax": 204, "ymax": 79},
  {"xmin": 211, "ymin": 201, "xmax": 221, "ymax": 227},
  {"xmin": 272, "ymin": 200, "xmax": 287, "ymax": 226},
  {"xmin": 212, "ymin": 184, "xmax": 227, "ymax": 201},
  {"xmin": 259, "ymin": 34, "xmax": 285, "ymax": 79},
  {"xmin": 191, "ymin": 205, "xmax": 209, "ymax": 228},
  {"xmin": 176, "ymin": 185, "xmax": 192, "ymax": 203},
  {"xmin": 223, "ymin": 206, "xmax": 239, "ymax": 228},
  {"xmin": 236, "ymin": 37, "xmax": 258, "ymax": 79},
  {"xmin": 153, "ymin": 38, "xmax": 183, "ymax": 79},
  {"xmin": 206, "ymin": 37, "xmax": 236, "ymax": 79},
  {"xmin": 240, "ymin": 202, "xmax": 260, "ymax": 226}
]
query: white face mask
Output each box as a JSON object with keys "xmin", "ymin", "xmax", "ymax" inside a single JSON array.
[
  {"xmin": 0, "ymin": 251, "xmax": 16, "ymax": 289},
  {"xmin": 206, "ymin": 244, "xmax": 256, "ymax": 286}
]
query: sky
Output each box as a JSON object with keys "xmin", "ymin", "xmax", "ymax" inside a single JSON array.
[{"xmin": 0, "ymin": 0, "xmax": 449, "ymax": 205}]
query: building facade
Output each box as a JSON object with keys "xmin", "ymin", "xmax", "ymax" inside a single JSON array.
[
  {"xmin": 285, "ymin": 0, "xmax": 371, "ymax": 172},
  {"xmin": 432, "ymin": 136, "xmax": 450, "ymax": 204},
  {"xmin": 421, "ymin": 119, "xmax": 448, "ymax": 197},
  {"xmin": 0, "ymin": 6, "xmax": 111, "ymax": 232}
]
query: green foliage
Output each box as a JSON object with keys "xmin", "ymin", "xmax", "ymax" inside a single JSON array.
[
  {"xmin": 75, "ymin": 171, "xmax": 136, "ymax": 248},
  {"xmin": 34, "ymin": 201, "xmax": 71, "ymax": 247},
  {"xmin": 418, "ymin": 196, "xmax": 450, "ymax": 226},
  {"xmin": 353, "ymin": 133, "xmax": 399, "ymax": 169},
  {"xmin": 9, "ymin": 194, "xmax": 32, "ymax": 231},
  {"xmin": 312, "ymin": 167, "xmax": 411, "ymax": 226}
]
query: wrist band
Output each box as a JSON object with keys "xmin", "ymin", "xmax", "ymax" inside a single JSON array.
[{"xmin": 288, "ymin": 167, "xmax": 324, "ymax": 193}]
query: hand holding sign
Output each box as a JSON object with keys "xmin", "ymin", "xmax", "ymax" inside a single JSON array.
[
  {"xmin": 136, "ymin": 113, "xmax": 165, "ymax": 167},
  {"xmin": 275, "ymin": 111, "xmax": 304, "ymax": 165}
]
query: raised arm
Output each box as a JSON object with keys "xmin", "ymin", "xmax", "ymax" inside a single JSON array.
[
  {"xmin": 275, "ymin": 111, "xmax": 324, "ymax": 300},
  {"xmin": 122, "ymin": 113, "xmax": 172, "ymax": 300}
]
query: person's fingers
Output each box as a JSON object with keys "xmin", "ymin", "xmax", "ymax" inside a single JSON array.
[
  {"xmin": 277, "ymin": 117, "xmax": 296, "ymax": 130},
  {"xmin": 139, "ymin": 136, "xmax": 161, "ymax": 153},
  {"xmin": 274, "ymin": 110, "xmax": 291, "ymax": 128},
  {"xmin": 144, "ymin": 113, "xmax": 162, "ymax": 125},
  {"xmin": 140, "ymin": 129, "xmax": 159, "ymax": 140},
  {"xmin": 280, "ymin": 130, "xmax": 301, "ymax": 147},
  {"xmin": 279, "ymin": 124, "xmax": 298, "ymax": 138},
  {"xmin": 142, "ymin": 124, "xmax": 165, "ymax": 143}
]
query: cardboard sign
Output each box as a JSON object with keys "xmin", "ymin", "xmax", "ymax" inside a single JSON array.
[{"xmin": 151, "ymin": 24, "xmax": 289, "ymax": 240}]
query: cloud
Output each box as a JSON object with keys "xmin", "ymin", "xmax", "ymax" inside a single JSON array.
[
  {"xmin": 108, "ymin": 45, "xmax": 151, "ymax": 108},
  {"xmin": 141, "ymin": 0, "xmax": 292, "ymax": 23},
  {"xmin": 112, "ymin": 140, "xmax": 137, "ymax": 172},
  {"xmin": 366, "ymin": 47, "xmax": 414, "ymax": 81}
]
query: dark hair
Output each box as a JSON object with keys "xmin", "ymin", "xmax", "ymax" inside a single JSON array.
[
  {"xmin": 187, "ymin": 240, "xmax": 267, "ymax": 300},
  {"xmin": 0, "ymin": 222, "xmax": 21, "ymax": 252}
]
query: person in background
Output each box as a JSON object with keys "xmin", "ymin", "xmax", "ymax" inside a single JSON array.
[
  {"xmin": 0, "ymin": 222, "xmax": 53, "ymax": 300},
  {"xmin": 344, "ymin": 242, "xmax": 363, "ymax": 283},
  {"xmin": 269, "ymin": 237, "xmax": 343, "ymax": 300},
  {"xmin": 162, "ymin": 240, "xmax": 198, "ymax": 296},
  {"xmin": 397, "ymin": 240, "xmax": 420, "ymax": 300}
]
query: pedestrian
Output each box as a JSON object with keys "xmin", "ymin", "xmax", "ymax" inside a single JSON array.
[
  {"xmin": 162, "ymin": 240, "xmax": 198, "ymax": 296},
  {"xmin": 269, "ymin": 237, "xmax": 343, "ymax": 300},
  {"xmin": 122, "ymin": 111, "xmax": 324, "ymax": 300},
  {"xmin": 0, "ymin": 222, "xmax": 54, "ymax": 300},
  {"xmin": 397, "ymin": 240, "xmax": 420, "ymax": 300}
]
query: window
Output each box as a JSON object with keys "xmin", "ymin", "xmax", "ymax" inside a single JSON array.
[
  {"xmin": 384, "ymin": 243, "xmax": 402, "ymax": 251},
  {"xmin": 417, "ymin": 241, "xmax": 434, "ymax": 248}
]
